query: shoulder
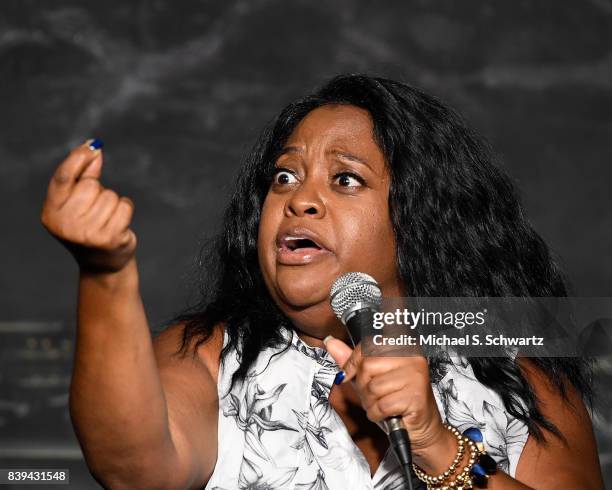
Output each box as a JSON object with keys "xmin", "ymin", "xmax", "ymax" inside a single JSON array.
[
  {"xmin": 514, "ymin": 357, "xmax": 604, "ymax": 489},
  {"xmin": 153, "ymin": 321, "xmax": 225, "ymax": 382},
  {"xmin": 516, "ymin": 357, "xmax": 590, "ymax": 422},
  {"xmin": 152, "ymin": 322, "xmax": 226, "ymax": 486}
]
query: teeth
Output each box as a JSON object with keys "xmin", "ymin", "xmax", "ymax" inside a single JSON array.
[{"xmin": 283, "ymin": 236, "xmax": 320, "ymax": 250}]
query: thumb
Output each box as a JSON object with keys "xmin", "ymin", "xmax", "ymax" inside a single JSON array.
[
  {"xmin": 80, "ymin": 150, "xmax": 103, "ymax": 180},
  {"xmin": 323, "ymin": 335, "xmax": 353, "ymax": 368}
]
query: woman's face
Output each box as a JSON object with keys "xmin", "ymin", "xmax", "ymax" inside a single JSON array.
[{"xmin": 257, "ymin": 104, "xmax": 404, "ymax": 341}]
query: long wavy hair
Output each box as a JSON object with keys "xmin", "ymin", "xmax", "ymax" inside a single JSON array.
[{"xmin": 168, "ymin": 74, "xmax": 593, "ymax": 440}]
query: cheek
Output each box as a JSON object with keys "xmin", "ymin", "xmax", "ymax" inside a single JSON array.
[
  {"xmin": 340, "ymin": 208, "xmax": 392, "ymax": 254},
  {"xmin": 337, "ymin": 202, "xmax": 397, "ymax": 276}
]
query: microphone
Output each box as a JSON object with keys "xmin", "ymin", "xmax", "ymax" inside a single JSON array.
[{"xmin": 330, "ymin": 272, "xmax": 414, "ymax": 489}]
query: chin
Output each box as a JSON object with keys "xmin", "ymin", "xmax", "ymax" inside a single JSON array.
[
  {"xmin": 275, "ymin": 267, "xmax": 336, "ymax": 307},
  {"xmin": 277, "ymin": 281, "xmax": 326, "ymax": 309}
]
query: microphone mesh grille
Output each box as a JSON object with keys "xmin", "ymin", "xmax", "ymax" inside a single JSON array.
[{"xmin": 330, "ymin": 272, "xmax": 382, "ymax": 320}]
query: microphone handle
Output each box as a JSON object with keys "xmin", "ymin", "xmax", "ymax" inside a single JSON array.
[{"xmin": 343, "ymin": 308, "xmax": 415, "ymax": 489}]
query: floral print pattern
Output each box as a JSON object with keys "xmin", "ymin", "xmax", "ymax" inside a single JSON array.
[
  {"xmin": 432, "ymin": 355, "xmax": 529, "ymax": 475},
  {"xmin": 206, "ymin": 328, "xmax": 528, "ymax": 489}
]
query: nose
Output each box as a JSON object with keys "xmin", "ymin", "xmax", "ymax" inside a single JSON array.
[{"xmin": 284, "ymin": 181, "xmax": 326, "ymax": 218}]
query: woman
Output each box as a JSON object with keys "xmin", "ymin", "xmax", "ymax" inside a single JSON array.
[{"xmin": 41, "ymin": 74, "xmax": 603, "ymax": 489}]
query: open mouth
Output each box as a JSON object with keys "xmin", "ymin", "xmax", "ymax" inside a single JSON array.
[
  {"xmin": 280, "ymin": 237, "xmax": 322, "ymax": 252},
  {"xmin": 276, "ymin": 233, "xmax": 331, "ymax": 265}
]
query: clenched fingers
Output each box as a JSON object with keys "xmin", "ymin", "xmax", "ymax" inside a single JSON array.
[
  {"xmin": 102, "ymin": 197, "xmax": 135, "ymax": 243},
  {"xmin": 45, "ymin": 141, "xmax": 103, "ymax": 209},
  {"xmin": 365, "ymin": 390, "xmax": 414, "ymax": 423},
  {"xmin": 59, "ymin": 177, "xmax": 103, "ymax": 217}
]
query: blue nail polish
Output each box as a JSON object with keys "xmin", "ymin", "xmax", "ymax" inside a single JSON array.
[
  {"xmin": 334, "ymin": 371, "xmax": 345, "ymax": 385},
  {"xmin": 88, "ymin": 138, "xmax": 104, "ymax": 150}
]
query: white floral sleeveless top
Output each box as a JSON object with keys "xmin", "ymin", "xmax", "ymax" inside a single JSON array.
[{"xmin": 204, "ymin": 327, "xmax": 528, "ymax": 490}]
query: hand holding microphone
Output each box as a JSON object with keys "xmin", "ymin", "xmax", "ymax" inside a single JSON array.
[{"xmin": 324, "ymin": 273, "xmax": 454, "ymax": 486}]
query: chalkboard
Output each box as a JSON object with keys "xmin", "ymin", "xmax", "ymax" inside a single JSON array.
[{"xmin": 1, "ymin": 1, "xmax": 611, "ymax": 488}]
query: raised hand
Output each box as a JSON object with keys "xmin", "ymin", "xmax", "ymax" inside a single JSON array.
[{"xmin": 40, "ymin": 140, "xmax": 136, "ymax": 274}]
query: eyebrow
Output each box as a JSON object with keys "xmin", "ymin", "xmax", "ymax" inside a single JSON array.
[
  {"xmin": 330, "ymin": 150, "xmax": 374, "ymax": 172},
  {"xmin": 278, "ymin": 146, "xmax": 375, "ymax": 173}
]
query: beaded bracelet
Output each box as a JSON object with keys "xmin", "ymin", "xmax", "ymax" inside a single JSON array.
[
  {"xmin": 412, "ymin": 424, "xmax": 466, "ymax": 487},
  {"xmin": 462, "ymin": 427, "xmax": 498, "ymax": 488},
  {"xmin": 412, "ymin": 425, "xmax": 498, "ymax": 490}
]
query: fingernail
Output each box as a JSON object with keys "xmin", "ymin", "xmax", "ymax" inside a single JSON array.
[
  {"xmin": 87, "ymin": 138, "xmax": 104, "ymax": 151},
  {"xmin": 334, "ymin": 371, "xmax": 345, "ymax": 385},
  {"xmin": 323, "ymin": 335, "xmax": 334, "ymax": 346}
]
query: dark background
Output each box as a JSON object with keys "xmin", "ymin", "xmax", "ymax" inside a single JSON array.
[{"xmin": 1, "ymin": 1, "xmax": 611, "ymax": 488}]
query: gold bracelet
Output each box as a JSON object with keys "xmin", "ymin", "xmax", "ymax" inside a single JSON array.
[
  {"xmin": 412, "ymin": 424, "xmax": 467, "ymax": 487},
  {"xmin": 414, "ymin": 425, "xmax": 498, "ymax": 490},
  {"xmin": 444, "ymin": 437, "xmax": 479, "ymax": 489}
]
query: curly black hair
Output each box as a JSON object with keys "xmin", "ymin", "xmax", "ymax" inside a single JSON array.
[{"xmin": 167, "ymin": 73, "xmax": 593, "ymax": 441}]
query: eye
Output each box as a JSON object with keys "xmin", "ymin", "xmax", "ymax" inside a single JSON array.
[
  {"xmin": 272, "ymin": 168, "xmax": 298, "ymax": 185},
  {"xmin": 333, "ymin": 172, "xmax": 365, "ymax": 188}
]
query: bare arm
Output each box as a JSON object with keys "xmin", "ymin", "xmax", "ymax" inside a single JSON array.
[
  {"xmin": 464, "ymin": 358, "xmax": 604, "ymax": 489},
  {"xmin": 41, "ymin": 142, "xmax": 220, "ymax": 489},
  {"xmin": 73, "ymin": 259, "xmax": 173, "ymax": 487},
  {"xmin": 511, "ymin": 358, "xmax": 604, "ymax": 490},
  {"xmin": 73, "ymin": 262, "xmax": 222, "ymax": 489}
]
